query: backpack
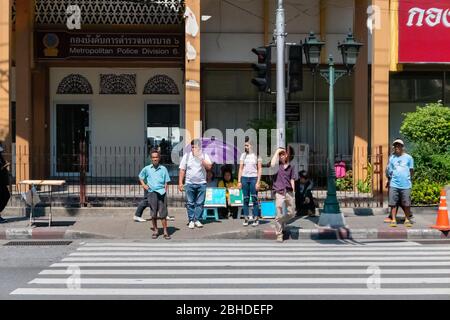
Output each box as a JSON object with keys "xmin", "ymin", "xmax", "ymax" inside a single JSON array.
[{"xmin": 335, "ymin": 161, "xmax": 346, "ymax": 178}]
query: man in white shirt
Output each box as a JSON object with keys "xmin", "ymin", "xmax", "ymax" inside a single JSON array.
[{"xmin": 178, "ymin": 139, "xmax": 213, "ymax": 229}]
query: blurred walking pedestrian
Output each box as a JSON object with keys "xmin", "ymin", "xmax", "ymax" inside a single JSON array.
[
  {"xmin": 271, "ymin": 148, "xmax": 296, "ymax": 242},
  {"xmin": 0, "ymin": 143, "xmax": 10, "ymax": 224}
]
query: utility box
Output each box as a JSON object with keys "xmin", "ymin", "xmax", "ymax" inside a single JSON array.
[{"xmin": 288, "ymin": 143, "xmax": 309, "ymax": 173}]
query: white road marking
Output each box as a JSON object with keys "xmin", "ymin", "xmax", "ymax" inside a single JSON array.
[{"xmin": 11, "ymin": 288, "xmax": 450, "ymax": 296}]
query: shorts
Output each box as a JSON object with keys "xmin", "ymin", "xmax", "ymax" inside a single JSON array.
[
  {"xmin": 388, "ymin": 187, "xmax": 411, "ymax": 207},
  {"xmin": 147, "ymin": 192, "xmax": 168, "ymax": 219}
]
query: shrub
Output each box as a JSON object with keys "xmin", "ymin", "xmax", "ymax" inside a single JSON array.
[
  {"xmin": 399, "ymin": 102, "xmax": 450, "ymax": 205},
  {"xmin": 409, "ymin": 142, "xmax": 450, "ymax": 184},
  {"xmin": 336, "ymin": 170, "xmax": 353, "ymax": 191},
  {"xmin": 411, "ymin": 179, "xmax": 441, "ymax": 205},
  {"xmin": 400, "ymin": 102, "xmax": 450, "ymax": 152},
  {"xmin": 356, "ymin": 162, "xmax": 373, "ymax": 194}
]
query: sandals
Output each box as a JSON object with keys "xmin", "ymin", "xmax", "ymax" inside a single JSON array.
[
  {"xmin": 152, "ymin": 233, "xmax": 171, "ymax": 240},
  {"xmin": 404, "ymin": 219, "xmax": 413, "ymax": 228}
]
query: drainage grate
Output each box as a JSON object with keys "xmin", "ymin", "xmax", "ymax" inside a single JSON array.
[{"xmin": 3, "ymin": 241, "xmax": 73, "ymax": 246}]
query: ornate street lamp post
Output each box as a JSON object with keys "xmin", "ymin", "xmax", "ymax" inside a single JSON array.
[{"xmin": 304, "ymin": 32, "xmax": 362, "ymax": 228}]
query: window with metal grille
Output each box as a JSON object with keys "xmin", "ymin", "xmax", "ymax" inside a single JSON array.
[{"xmin": 17, "ymin": 0, "xmax": 185, "ymax": 25}]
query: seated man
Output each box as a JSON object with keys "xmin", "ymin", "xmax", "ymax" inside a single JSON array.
[{"xmin": 296, "ymin": 171, "xmax": 316, "ymax": 217}]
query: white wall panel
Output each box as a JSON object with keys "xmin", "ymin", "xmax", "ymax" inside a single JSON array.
[
  {"xmin": 202, "ymin": 33, "xmax": 265, "ymax": 63},
  {"xmin": 201, "ymin": 0, "xmax": 263, "ymax": 33},
  {"xmin": 269, "ymin": 0, "xmax": 320, "ymax": 34},
  {"xmin": 201, "ymin": 0, "xmax": 356, "ymax": 64},
  {"xmin": 324, "ymin": 0, "xmax": 354, "ymax": 33}
]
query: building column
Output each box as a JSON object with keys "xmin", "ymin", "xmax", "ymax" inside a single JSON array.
[
  {"xmin": 184, "ymin": 0, "xmax": 201, "ymax": 140},
  {"xmin": 263, "ymin": 0, "xmax": 270, "ymax": 45},
  {"xmin": 32, "ymin": 67, "xmax": 48, "ymax": 179},
  {"xmin": 319, "ymin": 0, "xmax": 327, "ymax": 64},
  {"xmin": 15, "ymin": 0, "xmax": 33, "ymax": 181},
  {"xmin": 0, "ymin": 0, "xmax": 11, "ymax": 145},
  {"xmin": 371, "ymin": 0, "xmax": 390, "ymax": 192},
  {"xmin": 353, "ymin": 0, "xmax": 369, "ymax": 187}
]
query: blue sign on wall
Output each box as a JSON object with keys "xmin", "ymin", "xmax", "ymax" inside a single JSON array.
[{"xmin": 204, "ymin": 188, "xmax": 227, "ymax": 208}]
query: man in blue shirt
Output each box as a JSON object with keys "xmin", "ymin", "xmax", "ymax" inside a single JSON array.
[
  {"xmin": 138, "ymin": 149, "xmax": 171, "ymax": 239},
  {"xmin": 385, "ymin": 139, "xmax": 414, "ymax": 228}
]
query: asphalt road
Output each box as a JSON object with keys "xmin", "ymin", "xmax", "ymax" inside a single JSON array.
[{"xmin": 1, "ymin": 239, "xmax": 450, "ymax": 300}]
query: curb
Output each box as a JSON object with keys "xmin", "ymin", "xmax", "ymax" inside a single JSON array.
[
  {"xmin": 2, "ymin": 207, "xmax": 189, "ymax": 218},
  {"xmin": 0, "ymin": 228, "xmax": 112, "ymax": 240},
  {"xmin": 2, "ymin": 206, "xmax": 440, "ymax": 218},
  {"xmin": 205, "ymin": 227, "xmax": 450, "ymax": 240},
  {"xmin": 1, "ymin": 227, "xmax": 449, "ymax": 241}
]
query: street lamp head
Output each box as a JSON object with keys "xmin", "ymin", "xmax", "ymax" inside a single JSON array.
[
  {"xmin": 338, "ymin": 32, "xmax": 363, "ymax": 74},
  {"xmin": 303, "ymin": 31, "xmax": 325, "ymax": 72}
]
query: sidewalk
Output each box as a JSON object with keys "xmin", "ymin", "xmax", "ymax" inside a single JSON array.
[{"xmin": 0, "ymin": 206, "xmax": 449, "ymax": 241}]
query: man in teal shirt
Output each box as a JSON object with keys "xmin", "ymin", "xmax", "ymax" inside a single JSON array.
[
  {"xmin": 385, "ymin": 139, "xmax": 414, "ymax": 228},
  {"xmin": 138, "ymin": 149, "xmax": 171, "ymax": 239}
]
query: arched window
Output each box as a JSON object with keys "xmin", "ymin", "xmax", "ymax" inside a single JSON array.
[
  {"xmin": 143, "ymin": 75, "xmax": 179, "ymax": 95},
  {"xmin": 100, "ymin": 74, "xmax": 137, "ymax": 95},
  {"xmin": 57, "ymin": 74, "xmax": 93, "ymax": 94}
]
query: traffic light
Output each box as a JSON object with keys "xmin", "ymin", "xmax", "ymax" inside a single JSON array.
[
  {"xmin": 251, "ymin": 46, "xmax": 271, "ymax": 93},
  {"xmin": 288, "ymin": 45, "xmax": 303, "ymax": 93}
]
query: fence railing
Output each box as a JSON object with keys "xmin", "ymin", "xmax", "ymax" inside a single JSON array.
[{"xmin": 3, "ymin": 144, "xmax": 384, "ymax": 208}]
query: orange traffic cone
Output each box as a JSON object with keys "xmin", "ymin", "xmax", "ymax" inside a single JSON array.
[{"xmin": 431, "ymin": 189, "xmax": 450, "ymax": 231}]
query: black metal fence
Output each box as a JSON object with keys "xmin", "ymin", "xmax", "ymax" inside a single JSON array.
[{"xmin": 3, "ymin": 144, "xmax": 384, "ymax": 208}]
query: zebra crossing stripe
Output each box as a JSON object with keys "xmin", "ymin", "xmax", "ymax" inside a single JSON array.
[
  {"xmin": 11, "ymin": 242, "xmax": 450, "ymax": 298},
  {"xmin": 60, "ymin": 256, "xmax": 450, "ymax": 262},
  {"xmin": 82, "ymin": 243, "xmax": 422, "ymax": 247},
  {"xmin": 75, "ymin": 247, "xmax": 450, "ymax": 252},
  {"xmin": 37, "ymin": 268, "xmax": 450, "ymax": 275},
  {"xmin": 49, "ymin": 261, "xmax": 450, "ymax": 267},
  {"xmin": 68, "ymin": 251, "xmax": 450, "ymax": 256},
  {"xmin": 11, "ymin": 288, "xmax": 450, "ymax": 296},
  {"xmin": 27, "ymin": 277, "xmax": 450, "ymax": 285}
]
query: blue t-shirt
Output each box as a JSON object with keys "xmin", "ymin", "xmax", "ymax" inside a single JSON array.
[
  {"xmin": 138, "ymin": 164, "xmax": 171, "ymax": 195},
  {"xmin": 387, "ymin": 153, "xmax": 414, "ymax": 189}
]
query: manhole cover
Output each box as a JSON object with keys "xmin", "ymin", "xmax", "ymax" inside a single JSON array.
[{"xmin": 3, "ymin": 241, "xmax": 73, "ymax": 246}]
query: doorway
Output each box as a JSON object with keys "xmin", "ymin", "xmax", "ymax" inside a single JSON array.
[
  {"xmin": 146, "ymin": 103, "xmax": 181, "ymax": 171},
  {"xmin": 54, "ymin": 104, "xmax": 90, "ymax": 174}
]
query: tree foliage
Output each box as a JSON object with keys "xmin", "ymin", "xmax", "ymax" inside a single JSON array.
[
  {"xmin": 400, "ymin": 102, "xmax": 450, "ymax": 152},
  {"xmin": 399, "ymin": 102, "xmax": 450, "ymax": 204}
]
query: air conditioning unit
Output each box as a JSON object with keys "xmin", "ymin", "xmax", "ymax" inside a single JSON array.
[{"xmin": 288, "ymin": 143, "xmax": 309, "ymax": 173}]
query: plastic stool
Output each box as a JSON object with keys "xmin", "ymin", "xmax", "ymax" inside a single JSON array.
[{"xmin": 202, "ymin": 208, "xmax": 219, "ymax": 221}]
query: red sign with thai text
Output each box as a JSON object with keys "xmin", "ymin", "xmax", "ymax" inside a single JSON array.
[{"xmin": 398, "ymin": 0, "xmax": 450, "ymax": 63}]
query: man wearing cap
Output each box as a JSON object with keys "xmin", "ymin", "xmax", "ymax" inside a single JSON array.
[{"xmin": 385, "ymin": 139, "xmax": 414, "ymax": 228}]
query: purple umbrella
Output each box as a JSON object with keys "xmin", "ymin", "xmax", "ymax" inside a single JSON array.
[{"xmin": 184, "ymin": 138, "xmax": 239, "ymax": 164}]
